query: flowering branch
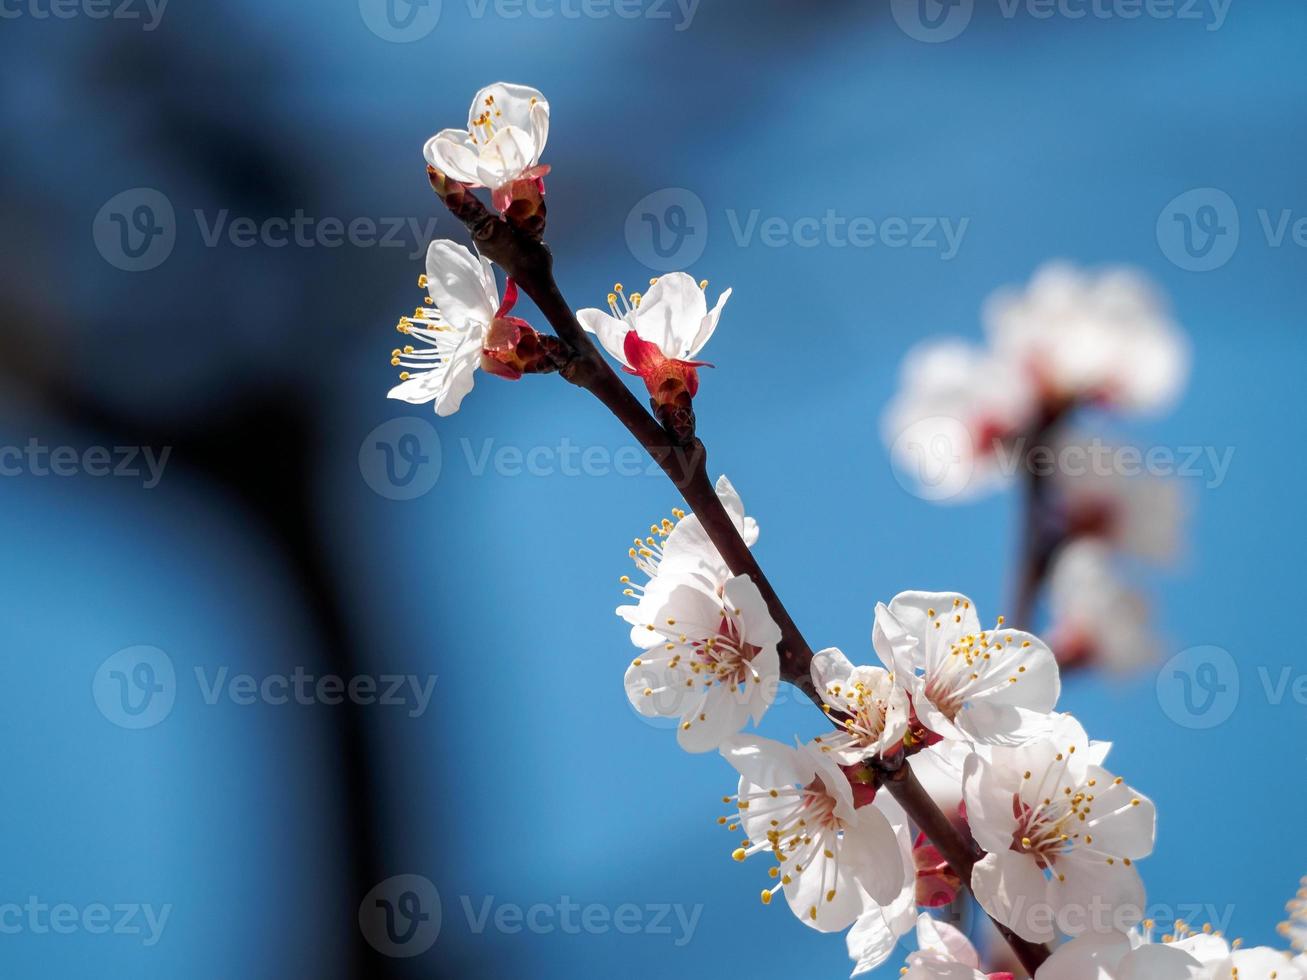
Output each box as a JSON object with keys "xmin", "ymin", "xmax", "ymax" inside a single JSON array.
[
  {"xmin": 395, "ymin": 84, "xmax": 1302, "ymax": 980},
  {"xmin": 427, "ymin": 165, "xmax": 823, "ymax": 700},
  {"xmin": 425, "ymin": 163, "xmax": 1055, "ymax": 974}
]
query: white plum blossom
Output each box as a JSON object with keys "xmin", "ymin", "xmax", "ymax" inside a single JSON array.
[
  {"xmin": 577, "ymin": 273, "xmax": 731, "ymax": 373},
  {"xmin": 984, "ymin": 262, "xmax": 1189, "ymax": 414},
  {"xmin": 811, "ymin": 646, "xmax": 911, "ymax": 765},
  {"xmin": 719, "ymin": 735, "xmax": 906, "ymax": 931},
  {"xmin": 1052, "ymin": 433, "xmax": 1187, "ymax": 565},
  {"xmin": 898, "ymin": 913, "xmax": 1011, "ymax": 980},
  {"xmin": 873, "ymin": 592, "xmax": 1061, "ymax": 747},
  {"xmin": 846, "ymin": 794, "xmax": 919, "ymax": 976},
  {"xmin": 423, "ymin": 82, "xmax": 550, "ymax": 211},
  {"xmin": 624, "ymin": 572, "xmax": 780, "ymax": 753},
  {"xmin": 388, "ymin": 239, "xmax": 506, "ymax": 416},
  {"xmin": 617, "ymin": 474, "xmax": 757, "ymax": 645},
  {"xmin": 1035, "ymin": 927, "xmax": 1211, "ymax": 979},
  {"xmin": 963, "ymin": 714, "xmax": 1156, "ymax": 944},
  {"xmin": 882, "ymin": 340, "xmax": 1038, "ymax": 501},
  {"xmin": 1196, "ymin": 949, "xmax": 1306, "ymax": 980},
  {"xmin": 1048, "ymin": 541, "xmax": 1158, "ymax": 672}
]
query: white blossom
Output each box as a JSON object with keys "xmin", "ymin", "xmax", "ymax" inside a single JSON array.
[
  {"xmin": 423, "ymin": 83, "xmax": 550, "ymax": 210},
  {"xmin": 719, "ymin": 735, "xmax": 906, "ymax": 931},
  {"xmin": 874, "ymin": 592, "xmax": 1060, "ymax": 747},
  {"xmin": 963, "ymin": 714, "xmax": 1155, "ymax": 944},
  {"xmin": 984, "ymin": 262, "xmax": 1189, "ymax": 413},
  {"xmin": 577, "ymin": 273, "xmax": 730, "ymax": 370},
  {"xmin": 388, "ymin": 239, "xmax": 504, "ymax": 416}
]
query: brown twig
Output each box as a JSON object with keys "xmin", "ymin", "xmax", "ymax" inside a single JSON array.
[
  {"xmin": 427, "ymin": 170, "xmax": 1050, "ymax": 971},
  {"xmin": 881, "ymin": 763, "xmax": 1050, "ymax": 976}
]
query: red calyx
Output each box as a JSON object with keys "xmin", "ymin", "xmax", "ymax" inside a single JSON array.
[
  {"xmin": 912, "ymin": 831, "xmax": 962, "ymax": 907},
  {"xmin": 622, "ymin": 331, "xmax": 710, "ymax": 443},
  {"xmin": 480, "ymin": 279, "xmax": 565, "ymax": 379}
]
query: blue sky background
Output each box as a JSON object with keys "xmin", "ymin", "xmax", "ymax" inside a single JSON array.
[{"xmin": 1, "ymin": 0, "xmax": 1304, "ymax": 976}]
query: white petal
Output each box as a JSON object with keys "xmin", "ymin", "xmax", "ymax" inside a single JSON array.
[
  {"xmin": 473, "ymin": 125, "xmax": 537, "ymax": 189},
  {"xmin": 812, "ymin": 646, "xmax": 856, "ymax": 705},
  {"xmin": 425, "ymin": 239, "xmax": 498, "ymax": 328},
  {"xmin": 1050, "ymin": 850, "xmax": 1146, "ymax": 937},
  {"xmin": 423, "ymin": 129, "xmax": 481, "ymax": 184},
  {"xmin": 961, "ymin": 752, "xmax": 1020, "ymax": 855},
  {"xmin": 676, "ymin": 685, "xmax": 750, "ymax": 753},
  {"xmin": 971, "ymin": 850, "xmax": 1056, "ymax": 944},
  {"xmin": 576, "ymin": 308, "xmax": 632, "ymax": 367},
  {"xmin": 687, "ymin": 286, "xmax": 731, "ymax": 357},
  {"xmin": 634, "ymin": 272, "xmax": 709, "ymax": 358},
  {"xmin": 1079, "ymin": 766, "xmax": 1156, "ymax": 860},
  {"xmin": 468, "ymin": 82, "xmax": 547, "ymax": 137},
  {"xmin": 718, "ymin": 735, "xmax": 808, "ymax": 787},
  {"xmin": 839, "ymin": 804, "xmax": 907, "ymax": 905},
  {"xmin": 713, "ymin": 474, "xmax": 759, "ymax": 545},
  {"xmin": 916, "ymin": 914, "xmax": 980, "ymax": 967}
]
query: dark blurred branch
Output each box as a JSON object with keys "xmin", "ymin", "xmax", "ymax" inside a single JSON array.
[
  {"xmin": 428, "ymin": 171, "xmax": 1051, "ymax": 973},
  {"xmin": 1011, "ymin": 405, "xmax": 1072, "ymax": 631}
]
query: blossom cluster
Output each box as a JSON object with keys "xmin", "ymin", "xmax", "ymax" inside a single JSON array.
[
  {"xmin": 612, "ymin": 470, "xmax": 1165, "ymax": 974},
  {"xmin": 883, "ymin": 264, "xmax": 1193, "ymax": 675},
  {"xmin": 387, "ymin": 81, "xmax": 1298, "ymax": 979}
]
